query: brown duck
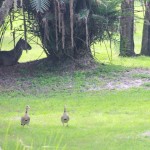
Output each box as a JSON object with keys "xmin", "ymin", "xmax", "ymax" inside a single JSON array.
[
  {"xmin": 61, "ymin": 105, "xmax": 69, "ymax": 126},
  {"xmin": 21, "ymin": 105, "xmax": 30, "ymax": 127}
]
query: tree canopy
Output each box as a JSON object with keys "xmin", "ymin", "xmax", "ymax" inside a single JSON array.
[{"xmin": 0, "ymin": 0, "xmax": 119, "ymax": 63}]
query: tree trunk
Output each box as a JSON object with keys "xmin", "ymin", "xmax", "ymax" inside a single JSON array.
[
  {"xmin": 36, "ymin": 0, "xmax": 92, "ymax": 63},
  {"xmin": 0, "ymin": 0, "xmax": 13, "ymax": 26},
  {"xmin": 141, "ymin": 2, "xmax": 150, "ymax": 56},
  {"xmin": 120, "ymin": 0, "xmax": 135, "ymax": 56}
]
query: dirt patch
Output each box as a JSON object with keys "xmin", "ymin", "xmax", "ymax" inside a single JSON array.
[
  {"xmin": 104, "ymin": 68, "xmax": 150, "ymax": 90},
  {"xmin": 0, "ymin": 60, "xmax": 150, "ymax": 93},
  {"xmin": 0, "ymin": 61, "xmax": 39, "ymax": 92},
  {"xmin": 141, "ymin": 131, "xmax": 150, "ymax": 137},
  {"xmin": 86, "ymin": 68, "xmax": 150, "ymax": 91}
]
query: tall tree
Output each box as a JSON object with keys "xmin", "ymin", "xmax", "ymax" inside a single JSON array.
[
  {"xmin": 120, "ymin": 0, "xmax": 135, "ymax": 56},
  {"xmin": 141, "ymin": 1, "xmax": 150, "ymax": 56},
  {"xmin": 24, "ymin": 0, "xmax": 119, "ymax": 63}
]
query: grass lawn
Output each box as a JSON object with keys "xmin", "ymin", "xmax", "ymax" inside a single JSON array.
[
  {"xmin": 0, "ymin": 58, "xmax": 150, "ymax": 150},
  {"xmin": 1, "ymin": 89, "xmax": 150, "ymax": 150}
]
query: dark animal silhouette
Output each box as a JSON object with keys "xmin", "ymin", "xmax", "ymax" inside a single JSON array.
[{"xmin": 0, "ymin": 38, "xmax": 31, "ymax": 66}]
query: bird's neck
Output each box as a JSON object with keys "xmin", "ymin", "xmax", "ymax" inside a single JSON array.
[
  {"xmin": 25, "ymin": 110, "xmax": 28, "ymax": 114},
  {"xmin": 64, "ymin": 107, "xmax": 67, "ymax": 112},
  {"xmin": 64, "ymin": 111, "xmax": 67, "ymax": 115}
]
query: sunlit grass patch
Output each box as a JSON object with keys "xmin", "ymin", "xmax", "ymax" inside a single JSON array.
[
  {"xmin": 142, "ymin": 82, "xmax": 150, "ymax": 87},
  {"xmin": 132, "ymin": 74, "xmax": 150, "ymax": 79},
  {"xmin": 0, "ymin": 89, "xmax": 150, "ymax": 149}
]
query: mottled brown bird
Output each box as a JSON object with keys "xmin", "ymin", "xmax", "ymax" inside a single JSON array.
[
  {"xmin": 21, "ymin": 105, "xmax": 30, "ymax": 127},
  {"xmin": 61, "ymin": 105, "xmax": 69, "ymax": 126}
]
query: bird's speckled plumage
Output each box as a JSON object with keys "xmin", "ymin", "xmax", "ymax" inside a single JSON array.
[
  {"xmin": 61, "ymin": 106, "xmax": 69, "ymax": 126},
  {"xmin": 21, "ymin": 105, "xmax": 30, "ymax": 127}
]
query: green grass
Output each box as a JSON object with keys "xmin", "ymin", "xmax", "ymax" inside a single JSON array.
[
  {"xmin": 142, "ymin": 82, "xmax": 150, "ymax": 87},
  {"xmin": 92, "ymin": 42, "xmax": 150, "ymax": 68},
  {"xmin": 0, "ymin": 63, "xmax": 149, "ymax": 150},
  {"xmin": 132, "ymin": 74, "xmax": 150, "ymax": 79},
  {"xmin": 1, "ymin": 89, "xmax": 150, "ymax": 150}
]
